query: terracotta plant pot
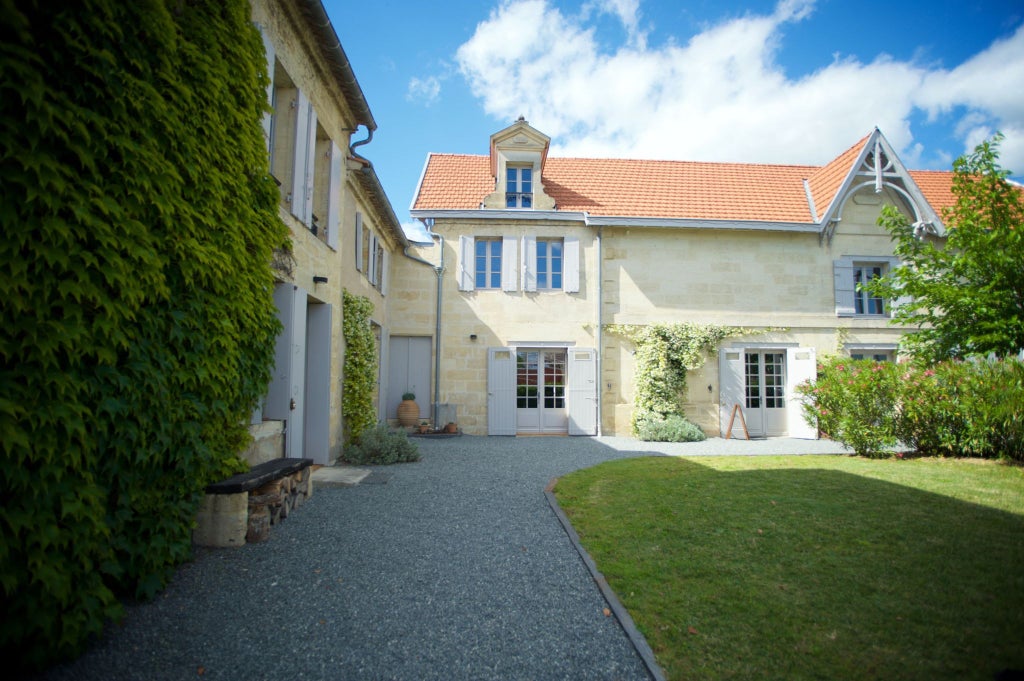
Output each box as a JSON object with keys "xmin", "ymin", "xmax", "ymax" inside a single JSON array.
[
  {"xmin": 397, "ymin": 399, "xmax": 419, "ymax": 427},
  {"xmin": 445, "ymin": 422, "xmax": 458, "ymax": 434}
]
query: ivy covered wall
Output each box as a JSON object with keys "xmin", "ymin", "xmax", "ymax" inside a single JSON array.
[{"xmin": 0, "ymin": 0, "xmax": 288, "ymax": 671}]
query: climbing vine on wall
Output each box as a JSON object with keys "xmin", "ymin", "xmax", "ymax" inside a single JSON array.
[
  {"xmin": 0, "ymin": 0, "xmax": 287, "ymax": 671},
  {"xmin": 342, "ymin": 290, "xmax": 377, "ymax": 443},
  {"xmin": 607, "ymin": 323, "xmax": 755, "ymax": 434}
]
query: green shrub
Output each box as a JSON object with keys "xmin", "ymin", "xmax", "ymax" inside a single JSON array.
[
  {"xmin": 342, "ymin": 291, "xmax": 377, "ymax": 443},
  {"xmin": 799, "ymin": 356, "xmax": 1024, "ymax": 462},
  {"xmin": 637, "ymin": 415, "xmax": 708, "ymax": 443},
  {"xmin": 342, "ymin": 424, "xmax": 420, "ymax": 465},
  {"xmin": 796, "ymin": 358, "xmax": 901, "ymax": 458},
  {"xmin": 894, "ymin": 358, "xmax": 1024, "ymax": 461},
  {"xmin": 0, "ymin": 0, "xmax": 285, "ymax": 672}
]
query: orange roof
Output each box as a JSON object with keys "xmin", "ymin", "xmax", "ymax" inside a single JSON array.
[{"xmin": 413, "ymin": 137, "xmax": 957, "ymax": 224}]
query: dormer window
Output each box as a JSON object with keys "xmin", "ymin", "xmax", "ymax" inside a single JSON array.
[{"xmin": 506, "ymin": 166, "xmax": 533, "ymax": 208}]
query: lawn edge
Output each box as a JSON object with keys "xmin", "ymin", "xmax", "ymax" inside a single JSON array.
[{"xmin": 545, "ymin": 477, "xmax": 667, "ymax": 681}]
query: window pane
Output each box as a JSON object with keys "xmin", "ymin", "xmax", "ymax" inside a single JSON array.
[
  {"xmin": 506, "ymin": 167, "xmax": 517, "ymax": 192},
  {"xmin": 521, "ymin": 194, "xmax": 531, "ymax": 208}
]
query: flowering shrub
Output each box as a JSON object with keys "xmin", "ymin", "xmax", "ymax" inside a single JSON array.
[
  {"xmin": 798, "ymin": 356, "xmax": 1024, "ymax": 461},
  {"xmin": 796, "ymin": 358, "xmax": 901, "ymax": 458}
]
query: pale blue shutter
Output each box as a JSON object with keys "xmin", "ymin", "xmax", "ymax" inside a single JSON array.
[
  {"xmin": 567, "ymin": 348, "xmax": 597, "ymax": 435},
  {"xmin": 521, "ymin": 235, "xmax": 537, "ymax": 292},
  {"xmin": 487, "ymin": 347, "xmax": 517, "ymax": 435},
  {"xmin": 786, "ymin": 347, "xmax": 817, "ymax": 439},
  {"xmin": 501, "ymin": 236, "xmax": 518, "ymax": 291},
  {"xmin": 326, "ymin": 141, "xmax": 341, "ymax": 250},
  {"xmin": 355, "ymin": 212, "xmax": 363, "ymax": 272},
  {"xmin": 563, "ymin": 236, "xmax": 580, "ymax": 293},
  {"xmin": 458, "ymin": 236, "xmax": 475, "ymax": 291},
  {"xmin": 719, "ymin": 347, "xmax": 745, "ymax": 438},
  {"xmin": 833, "ymin": 257, "xmax": 856, "ymax": 316}
]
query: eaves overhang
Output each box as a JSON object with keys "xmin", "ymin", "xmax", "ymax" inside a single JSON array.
[
  {"xmin": 294, "ymin": 0, "xmax": 376, "ymax": 130},
  {"xmin": 410, "ymin": 208, "xmax": 821, "ymax": 233}
]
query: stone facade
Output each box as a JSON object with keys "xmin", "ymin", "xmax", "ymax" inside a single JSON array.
[
  {"xmin": 247, "ymin": 0, "xmax": 405, "ymax": 464},
  {"xmin": 395, "ymin": 121, "xmax": 953, "ymax": 438}
]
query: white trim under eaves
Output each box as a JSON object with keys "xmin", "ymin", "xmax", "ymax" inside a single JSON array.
[
  {"xmin": 411, "ymin": 209, "xmax": 821, "ymax": 233},
  {"xmin": 410, "ymin": 209, "xmax": 585, "ymax": 222},
  {"xmin": 587, "ymin": 216, "xmax": 820, "ymax": 233}
]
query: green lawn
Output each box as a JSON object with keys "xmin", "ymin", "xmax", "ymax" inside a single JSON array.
[{"xmin": 553, "ymin": 455, "xmax": 1024, "ymax": 681}]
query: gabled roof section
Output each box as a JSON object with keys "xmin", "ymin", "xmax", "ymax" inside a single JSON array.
[
  {"xmin": 806, "ymin": 134, "xmax": 871, "ymax": 221},
  {"xmin": 817, "ymin": 128, "xmax": 947, "ymax": 240},
  {"xmin": 412, "ymin": 129, "xmax": 957, "ymax": 230}
]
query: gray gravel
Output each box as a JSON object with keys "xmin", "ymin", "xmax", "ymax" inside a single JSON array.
[{"xmin": 38, "ymin": 435, "xmax": 849, "ymax": 681}]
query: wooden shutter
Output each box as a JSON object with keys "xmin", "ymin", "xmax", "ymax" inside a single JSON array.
[
  {"xmin": 501, "ymin": 235, "xmax": 518, "ymax": 291},
  {"xmin": 326, "ymin": 141, "xmax": 341, "ymax": 250},
  {"xmin": 786, "ymin": 347, "xmax": 817, "ymax": 439},
  {"xmin": 381, "ymin": 249, "xmax": 390, "ymax": 296},
  {"xmin": 355, "ymin": 212, "xmax": 363, "ymax": 271},
  {"xmin": 521, "ymin": 235, "xmax": 537, "ymax": 292},
  {"xmin": 833, "ymin": 257, "xmax": 856, "ymax": 317},
  {"xmin": 718, "ymin": 348, "xmax": 745, "ymax": 438},
  {"xmin": 567, "ymin": 348, "xmax": 597, "ymax": 435},
  {"xmin": 563, "ymin": 236, "xmax": 580, "ymax": 293},
  {"xmin": 257, "ymin": 24, "xmax": 275, "ymax": 152},
  {"xmin": 487, "ymin": 347, "xmax": 517, "ymax": 435},
  {"xmin": 368, "ymin": 233, "xmax": 378, "ymax": 285},
  {"xmin": 458, "ymin": 235, "xmax": 475, "ymax": 291}
]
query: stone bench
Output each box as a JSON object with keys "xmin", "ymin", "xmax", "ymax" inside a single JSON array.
[{"xmin": 193, "ymin": 457, "xmax": 314, "ymax": 547}]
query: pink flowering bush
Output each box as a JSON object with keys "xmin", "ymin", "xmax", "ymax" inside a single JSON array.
[
  {"xmin": 799, "ymin": 355, "xmax": 1024, "ymax": 461},
  {"xmin": 796, "ymin": 357, "xmax": 901, "ymax": 458}
]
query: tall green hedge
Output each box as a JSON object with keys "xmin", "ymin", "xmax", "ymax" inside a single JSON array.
[{"xmin": 0, "ymin": 0, "xmax": 287, "ymax": 671}]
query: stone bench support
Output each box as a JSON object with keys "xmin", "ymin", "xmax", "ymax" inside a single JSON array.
[{"xmin": 193, "ymin": 457, "xmax": 314, "ymax": 547}]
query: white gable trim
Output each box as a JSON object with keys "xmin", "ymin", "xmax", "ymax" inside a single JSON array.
[{"xmin": 819, "ymin": 130, "xmax": 944, "ymax": 243}]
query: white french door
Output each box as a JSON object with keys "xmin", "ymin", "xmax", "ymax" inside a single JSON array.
[
  {"xmin": 515, "ymin": 349, "xmax": 568, "ymax": 434},
  {"xmin": 744, "ymin": 350, "xmax": 787, "ymax": 437}
]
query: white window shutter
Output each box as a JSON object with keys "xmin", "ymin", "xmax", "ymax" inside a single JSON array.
[
  {"xmin": 368, "ymin": 234, "xmax": 378, "ymax": 285},
  {"xmin": 522, "ymin": 235, "xmax": 537, "ymax": 292},
  {"xmin": 290, "ymin": 90, "xmax": 309, "ymax": 221},
  {"xmin": 833, "ymin": 257, "xmax": 855, "ymax": 317},
  {"xmin": 301, "ymin": 105, "xmax": 317, "ymax": 226},
  {"xmin": 786, "ymin": 347, "xmax": 818, "ymax": 439},
  {"xmin": 501, "ymin": 236, "xmax": 518, "ymax": 291},
  {"xmin": 355, "ymin": 212, "xmax": 363, "ymax": 272},
  {"xmin": 886, "ymin": 257, "xmax": 911, "ymax": 313},
  {"xmin": 381, "ymin": 249, "xmax": 390, "ymax": 296},
  {"xmin": 458, "ymin": 235, "xmax": 475, "ymax": 291},
  {"xmin": 325, "ymin": 141, "xmax": 341, "ymax": 250},
  {"xmin": 563, "ymin": 236, "xmax": 580, "ymax": 293},
  {"xmin": 256, "ymin": 24, "xmax": 275, "ymax": 152}
]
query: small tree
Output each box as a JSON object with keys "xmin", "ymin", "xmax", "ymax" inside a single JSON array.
[{"xmin": 868, "ymin": 134, "xmax": 1024, "ymax": 362}]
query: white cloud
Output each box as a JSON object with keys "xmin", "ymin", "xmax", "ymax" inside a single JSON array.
[
  {"xmin": 455, "ymin": 0, "xmax": 1024, "ymax": 173},
  {"xmin": 407, "ymin": 75, "xmax": 442, "ymax": 106}
]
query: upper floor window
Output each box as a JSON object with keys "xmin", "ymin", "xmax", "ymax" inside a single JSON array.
[
  {"xmin": 475, "ymin": 238, "xmax": 503, "ymax": 289},
  {"xmin": 854, "ymin": 264, "xmax": 886, "ymax": 315},
  {"xmin": 506, "ymin": 166, "xmax": 533, "ymax": 208},
  {"xmin": 834, "ymin": 256, "xmax": 898, "ymax": 317},
  {"xmin": 536, "ymin": 239, "xmax": 563, "ymax": 290}
]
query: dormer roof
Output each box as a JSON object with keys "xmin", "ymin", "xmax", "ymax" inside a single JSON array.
[{"xmin": 489, "ymin": 116, "xmax": 550, "ymax": 178}]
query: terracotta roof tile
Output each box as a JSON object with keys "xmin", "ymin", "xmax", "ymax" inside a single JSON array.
[{"xmin": 413, "ymin": 137, "xmax": 957, "ymax": 223}]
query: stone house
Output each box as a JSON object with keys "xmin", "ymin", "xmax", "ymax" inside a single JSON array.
[
  {"xmin": 246, "ymin": 0, "xmax": 407, "ymax": 464},
  {"xmin": 390, "ymin": 118, "xmax": 956, "ymax": 438}
]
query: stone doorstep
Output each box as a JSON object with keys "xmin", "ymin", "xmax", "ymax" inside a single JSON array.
[
  {"xmin": 193, "ymin": 458, "xmax": 315, "ymax": 548},
  {"xmin": 311, "ymin": 465, "xmax": 371, "ymax": 487}
]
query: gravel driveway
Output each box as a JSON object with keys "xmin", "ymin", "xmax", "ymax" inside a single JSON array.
[{"xmin": 38, "ymin": 435, "xmax": 849, "ymax": 681}]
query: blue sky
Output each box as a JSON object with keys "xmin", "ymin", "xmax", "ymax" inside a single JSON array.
[{"xmin": 325, "ymin": 0, "xmax": 1024, "ymax": 236}]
